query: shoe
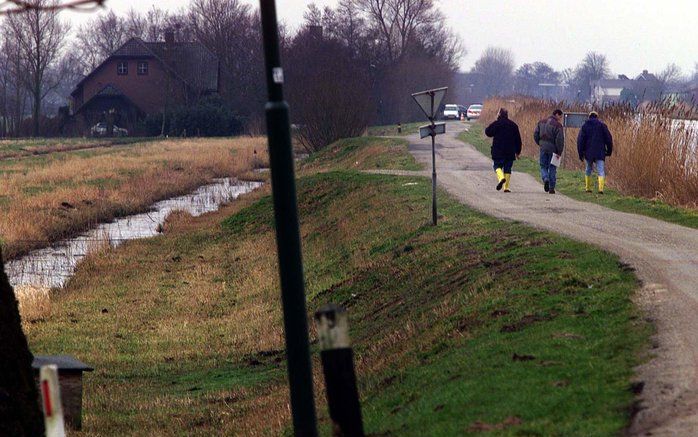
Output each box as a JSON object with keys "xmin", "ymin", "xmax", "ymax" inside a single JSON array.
[
  {"xmin": 598, "ymin": 191, "xmax": 604, "ymax": 195},
  {"xmin": 585, "ymin": 175, "xmax": 592, "ymax": 193},
  {"xmin": 504, "ymin": 189, "xmax": 511, "ymax": 193},
  {"xmin": 549, "ymin": 189, "xmax": 556, "ymax": 194},
  {"xmin": 598, "ymin": 176, "xmax": 605, "ymax": 194},
  {"xmin": 544, "ymin": 180, "xmax": 549, "ymax": 192},
  {"xmin": 496, "ymin": 179, "xmax": 505, "ymax": 191}
]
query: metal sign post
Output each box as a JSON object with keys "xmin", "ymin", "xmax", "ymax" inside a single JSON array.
[
  {"xmin": 259, "ymin": 1, "xmax": 318, "ymax": 436},
  {"xmin": 412, "ymin": 87, "xmax": 448, "ymax": 226},
  {"xmin": 561, "ymin": 112, "xmax": 588, "ymax": 167}
]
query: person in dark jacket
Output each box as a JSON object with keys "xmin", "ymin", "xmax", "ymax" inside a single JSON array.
[
  {"xmin": 534, "ymin": 109, "xmax": 565, "ymax": 194},
  {"xmin": 485, "ymin": 108, "xmax": 522, "ymax": 192},
  {"xmin": 577, "ymin": 111, "xmax": 613, "ymax": 194}
]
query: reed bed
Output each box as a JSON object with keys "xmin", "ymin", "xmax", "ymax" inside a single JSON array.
[
  {"xmin": 0, "ymin": 137, "xmax": 268, "ymax": 259},
  {"xmin": 480, "ymin": 97, "xmax": 698, "ymax": 208},
  {"xmin": 14, "ymin": 285, "xmax": 51, "ymax": 324}
]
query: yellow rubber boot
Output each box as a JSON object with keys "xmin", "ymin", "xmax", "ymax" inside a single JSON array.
[
  {"xmin": 585, "ymin": 176, "xmax": 592, "ymax": 192},
  {"xmin": 503, "ymin": 173, "xmax": 511, "ymax": 192},
  {"xmin": 598, "ymin": 176, "xmax": 605, "ymax": 194},
  {"xmin": 495, "ymin": 168, "xmax": 505, "ymax": 190}
]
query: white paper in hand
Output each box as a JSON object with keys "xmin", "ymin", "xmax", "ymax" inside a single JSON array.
[{"xmin": 551, "ymin": 153, "xmax": 562, "ymax": 167}]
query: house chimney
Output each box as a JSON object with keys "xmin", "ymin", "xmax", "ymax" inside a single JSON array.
[
  {"xmin": 642, "ymin": 69, "xmax": 649, "ymax": 75},
  {"xmin": 165, "ymin": 29, "xmax": 175, "ymax": 45}
]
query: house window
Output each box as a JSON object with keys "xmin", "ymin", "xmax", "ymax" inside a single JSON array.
[
  {"xmin": 137, "ymin": 61, "xmax": 148, "ymax": 76},
  {"xmin": 117, "ymin": 61, "xmax": 128, "ymax": 76}
]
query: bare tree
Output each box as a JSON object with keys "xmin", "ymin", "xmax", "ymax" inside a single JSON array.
[
  {"xmin": 514, "ymin": 62, "xmax": 560, "ymax": 96},
  {"xmin": 573, "ymin": 51, "xmax": 610, "ymax": 101},
  {"xmin": 657, "ymin": 63, "xmax": 682, "ymax": 93},
  {"xmin": 286, "ymin": 26, "xmax": 372, "ymax": 151},
  {"xmin": 350, "ymin": 0, "xmax": 444, "ymax": 63},
  {"xmin": 472, "ymin": 47, "xmax": 515, "ymax": 97},
  {"xmin": 74, "ymin": 10, "xmax": 127, "ymax": 74},
  {"xmin": 0, "ymin": 23, "xmax": 29, "ymax": 136},
  {"xmin": 5, "ymin": 0, "xmax": 68, "ymax": 136},
  {"xmin": 188, "ymin": 0, "xmax": 265, "ymax": 117}
]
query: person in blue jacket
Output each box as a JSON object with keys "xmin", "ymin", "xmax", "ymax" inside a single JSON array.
[
  {"xmin": 577, "ymin": 111, "xmax": 613, "ymax": 193},
  {"xmin": 485, "ymin": 108, "xmax": 522, "ymax": 192}
]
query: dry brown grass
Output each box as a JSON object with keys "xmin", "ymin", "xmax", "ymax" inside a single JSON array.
[
  {"xmin": 0, "ymin": 137, "xmax": 268, "ymax": 259},
  {"xmin": 14, "ymin": 285, "xmax": 51, "ymax": 324},
  {"xmin": 481, "ymin": 97, "xmax": 698, "ymax": 208}
]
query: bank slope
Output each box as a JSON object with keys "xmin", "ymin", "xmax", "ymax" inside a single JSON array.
[{"xmin": 27, "ymin": 137, "xmax": 647, "ymax": 436}]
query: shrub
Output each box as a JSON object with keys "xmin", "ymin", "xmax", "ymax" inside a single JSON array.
[{"xmin": 145, "ymin": 97, "xmax": 244, "ymax": 137}]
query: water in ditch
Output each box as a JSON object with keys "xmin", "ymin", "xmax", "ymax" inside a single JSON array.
[{"xmin": 6, "ymin": 178, "xmax": 263, "ymax": 289}]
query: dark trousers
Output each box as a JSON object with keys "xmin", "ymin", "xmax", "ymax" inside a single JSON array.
[{"xmin": 493, "ymin": 159, "xmax": 514, "ymax": 173}]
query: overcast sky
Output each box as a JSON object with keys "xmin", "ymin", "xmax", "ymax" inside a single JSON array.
[{"xmin": 66, "ymin": 0, "xmax": 697, "ymax": 77}]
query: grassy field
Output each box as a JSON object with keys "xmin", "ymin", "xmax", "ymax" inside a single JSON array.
[
  {"xmin": 0, "ymin": 137, "xmax": 268, "ymax": 259},
  {"xmin": 0, "ymin": 137, "xmax": 154, "ymax": 160},
  {"xmin": 25, "ymin": 136, "xmax": 648, "ymax": 435},
  {"xmin": 461, "ymin": 124, "xmax": 698, "ymax": 229}
]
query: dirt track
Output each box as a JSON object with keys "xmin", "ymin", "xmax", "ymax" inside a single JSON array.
[{"xmin": 397, "ymin": 122, "xmax": 698, "ymax": 435}]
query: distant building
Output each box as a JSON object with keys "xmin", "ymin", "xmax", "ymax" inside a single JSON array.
[
  {"xmin": 591, "ymin": 75, "xmax": 634, "ymax": 105},
  {"xmin": 70, "ymin": 31, "xmax": 219, "ymax": 133}
]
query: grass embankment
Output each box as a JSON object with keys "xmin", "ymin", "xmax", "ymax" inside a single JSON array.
[
  {"xmin": 0, "ymin": 137, "xmax": 153, "ymax": 160},
  {"xmin": 0, "ymin": 137, "xmax": 268, "ymax": 259},
  {"xmin": 302, "ymin": 136, "xmax": 423, "ymax": 172},
  {"xmin": 480, "ymin": 97, "xmax": 698, "ymax": 209},
  {"xmin": 26, "ymin": 136, "xmax": 648, "ymax": 435},
  {"xmin": 461, "ymin": 124, "xmax": 698, "ymax": 229},
  {"xmin": 366, "ymin": 121, "xmax": 424, "ymax": 137}
]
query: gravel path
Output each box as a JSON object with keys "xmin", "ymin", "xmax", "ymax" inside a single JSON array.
[{"xmin": 390, "ymin": 121, "xmax": 698, "ymax": 436}]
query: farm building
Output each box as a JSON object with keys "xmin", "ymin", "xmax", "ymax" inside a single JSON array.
[{"xmin": 70, "ymin": 31, "xmax": 219, "ymax": 134}]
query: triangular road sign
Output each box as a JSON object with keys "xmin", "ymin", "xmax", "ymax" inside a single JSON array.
[{"xmin": 411, "ymin": 87, "xmax": 448, "ymax": 119}]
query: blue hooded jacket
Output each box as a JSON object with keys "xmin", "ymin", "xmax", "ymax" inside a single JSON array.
[{"xmin": 577, "ymin": 118, "xmax": 613, "ymax": 161}]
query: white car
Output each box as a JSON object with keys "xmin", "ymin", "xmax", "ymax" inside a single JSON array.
[
  {"xmin": 90, "ymin": 122, "xmax": 128, "ymax": 137},
  {"xmin": 443, "ymin": 104, "xmax": 464, "ymax": 120},
  {"xmin": 466, "ymin": 104, "xmax": 482, "ymax": 121}
]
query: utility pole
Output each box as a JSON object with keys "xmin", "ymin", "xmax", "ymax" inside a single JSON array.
[{"xmin": 258, "ymin": 1, "xmax": 318, "ymax": 436}]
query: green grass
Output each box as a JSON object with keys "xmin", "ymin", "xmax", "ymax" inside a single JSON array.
[
  {"xmin": 0, "ymin": 136, "xmax": 155, "ymax": 160},
  {"xmin": 27, "ymin": 136, "xmax": 648, "ymax": 435},
  {"xmin": 303, "ymin": 136, "xmax": 423, "ymax": 171},
  {"xmin": 460, "ymin": 124, "xmax": 698, "ymax": 229},
  {"xmin": 232, "ymin": 171, "xmax": 649, "ymax": 436},
  {"xmin": 366, "ymin": 121, "xmax": 424, "ymax": 137}
]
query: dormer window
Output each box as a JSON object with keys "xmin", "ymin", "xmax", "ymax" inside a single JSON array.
[
  {"xmin": 137, "ymin": 61, "xmax": 148, "ymax": 76},
  {"xmin": 117, "ymin": 61, "xmax": 128, "ymax": 76}
]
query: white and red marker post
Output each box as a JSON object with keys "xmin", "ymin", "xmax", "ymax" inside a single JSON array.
[{"xmin": 40, "ymin": 365, "xmax": 66, "ymax": 437}]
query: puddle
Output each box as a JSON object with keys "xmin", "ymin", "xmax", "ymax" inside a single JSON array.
[{"xmin": 6, "ymin": 178, "xmax": 262, "ymax": 289}]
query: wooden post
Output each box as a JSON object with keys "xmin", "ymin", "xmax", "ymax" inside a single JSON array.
[{"xmin": 314, "ymin": 304, "xmax": 364, "ymax": 437}]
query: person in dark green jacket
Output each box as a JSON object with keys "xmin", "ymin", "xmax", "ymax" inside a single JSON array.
[
  {"xmin": 534, "ymin": 109, "xmax": 565, "ymax": 194},
  {"xmin": 485, "ymin": 108, "xmax": 522, "ymax": 192}
]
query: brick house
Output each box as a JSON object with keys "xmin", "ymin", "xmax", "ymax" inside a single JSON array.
[{"xmin": 70, "ymin": 32, "xmax": 219, "ymax": 134}]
